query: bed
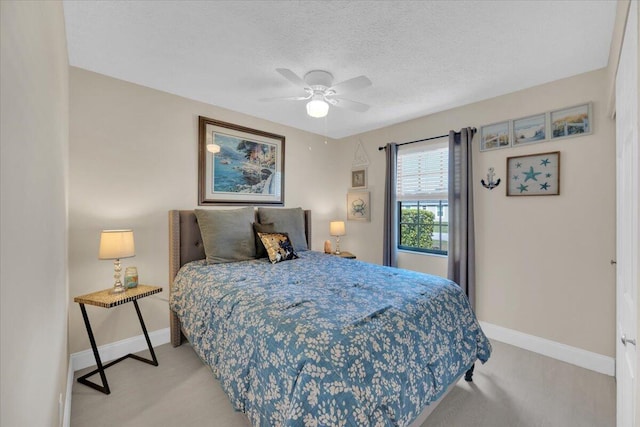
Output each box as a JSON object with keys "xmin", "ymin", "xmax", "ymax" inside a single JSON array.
[{"xmin": 168, "ymin": 208, "xmax": 491, "ymax": 427}]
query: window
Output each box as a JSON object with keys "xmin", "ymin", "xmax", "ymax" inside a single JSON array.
[{"xmin": 397, "ymin": 139, "xmax": 448, "ymax": 255}]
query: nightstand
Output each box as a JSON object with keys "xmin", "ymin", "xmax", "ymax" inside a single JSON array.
[
  {"xmin": 74, "ymin": 284, "xmax": 162, "ymax": 394},
  {"xmin": 333, "ymin": 251, "xmax": 356, "ymax": 259}
]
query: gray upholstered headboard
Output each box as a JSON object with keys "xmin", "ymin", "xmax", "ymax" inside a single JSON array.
[{"xmin": 168, "ymin": 209, "xmax": 312, "ymax": 346}]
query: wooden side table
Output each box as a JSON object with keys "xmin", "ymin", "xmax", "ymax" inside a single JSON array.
[
  {"xmin": 333, "ymin": 251, "xmax": 356, "ymax": 259},
  {"xmin": 74, "ymin": 284, "xmax": 162, "ymax": 394}
]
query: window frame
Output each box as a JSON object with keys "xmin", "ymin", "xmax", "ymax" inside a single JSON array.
[
  {"xmin": 397, "ymin": 200, "xmax": 448, "ymax": 255},
  {"xmin": 396, "ymin": 138, "xmax": 449, "ymax": 256}
]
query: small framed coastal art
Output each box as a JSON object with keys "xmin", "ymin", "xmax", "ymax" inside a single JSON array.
[
  {"xmin": 198, "ymin": 116, "xmax": 285, "ymax": 205},
  {"xmin": 480, "ymin": 121, "xmax": 511, "ymax": 151},
  {"xmin": 512, "ymin": 113, "xmax": 547, "ymax": 146},
  {"xmin": 550, "ymin": 103, "xmax": 592, "ymax": 140},
  {"xmin": 507, "ymin": 151, "xmax": 560, "ymax": 196},
  {"xmin": 347, "ymin": 192, "xmax": 370, "ymax": 221}
]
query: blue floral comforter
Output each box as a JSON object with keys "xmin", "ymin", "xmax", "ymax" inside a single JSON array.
[{"xmin": 170, "ymin": 251, "xmax": 491, "ymax": 427}]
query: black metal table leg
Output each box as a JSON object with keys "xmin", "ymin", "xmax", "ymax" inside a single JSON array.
[
  {"xmin": 130, "ymin": 300, "xmax": 158, "ymax": 366},
  {"xmin": 76, "ymin": 299, "xmax": 159, "ymax": 394},
  {"xmin": 77, "ymin": 303, "xmax": 111, "ymax": 394}
]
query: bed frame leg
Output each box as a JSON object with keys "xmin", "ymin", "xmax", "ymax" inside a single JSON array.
[
  {"xmin": 170, "ymin": 310, "xmax": 183, "ymax": 347},
  {"xmin": 464, "ymin": 364, "xmax": 475, "ymax": 382}
]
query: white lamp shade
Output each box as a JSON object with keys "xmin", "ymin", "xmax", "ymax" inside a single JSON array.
[
  {"xmin": 330, "ymin": 221, "xmax": 346, "ymax": 236},
  {"xmin": 99, "ymin": 230, "xmax": 135, "ymax": 260},
  {"xmin": 207, "ymin": 143, "xmax": 221, "ymax": 154},
  {"xmin": 306, "ymin": 98, "xmax": 329, "ymax": 118}
]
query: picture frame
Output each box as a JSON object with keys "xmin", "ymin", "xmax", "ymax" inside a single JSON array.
[
  {"xmin": 347, "ymin": 191, "xmax": 370, "ymax": 221},
  {"xmin": 550, "ymin": 103, "xmax": 592, "ymax": 140},
  {"xmin": 512, "ymin": 113, "xmax": 547, "ymax": 146},
  {"xmin": 506, "ymin": 151, "xmax": 560, "ymax": 196},
  {"xmin": 480, "ymin": 121, "xmax": 511, "ymax": 151},
  {"xmin": 351, "ymin": 167, "xmax": 367, "ymax": 189},
  {"xmin": 198, "ymin": 116, "xmax": 285, "ymax": 205}
]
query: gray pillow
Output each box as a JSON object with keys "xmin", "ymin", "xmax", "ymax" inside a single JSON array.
[
  {"xmin": 194, "ymin": 208, "xmax": 256, "ymax": 263},
  {"xmin": 257, "ymin": 207, "xmax": 308, "ymax": 251},
  {"xmin": 253, "ymin": 222, "xmax": 275, "ymax": 259}
]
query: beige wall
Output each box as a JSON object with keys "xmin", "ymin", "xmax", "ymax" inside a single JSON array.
[
  {"xmin": 68, "ymin": 68, "xmax": 341, "ymax": 353},
  {"xmin": 69, "ymin": 67, "xmax": 617, "ymax": 359},
  {"xmin": 0, "ymin": 1, "xmax": 69, "ymax": 426},
  {"xmin": 0, "ymin": 2, "xmax": 625, "ymax": 421},
  {"xmin": 334, "ymin": 69, "xmax": 616, "ymax": 357}
]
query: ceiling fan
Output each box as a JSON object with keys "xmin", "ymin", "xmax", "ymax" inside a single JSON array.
[{"xmin": 261, "ymin": 68, "xmax": 372, "ymax": 118}]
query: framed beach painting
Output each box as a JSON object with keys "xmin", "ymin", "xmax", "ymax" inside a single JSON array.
[
  {"xmin": 198, "ymin": 116, "xmax": 285, "ymax": 205},
  {"xmin": 480, "ymin": 121, "xmax": 511, "ymax": 151},
  {"xmin": 347, "ymin": 192, "xmax": 370, "ymax": 221},
  {"xmin": 550, "ymin": 103, "xmax": 592, "ymax": 140},
  {"xmin": 512, "ymin": 113, "xmax": 547, "ymax": 146},
  {"xmin": 506, "ymin": 151, "xmax": 560, "ymax": 196}
]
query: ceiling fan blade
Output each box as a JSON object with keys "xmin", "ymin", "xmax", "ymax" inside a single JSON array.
[
  {"xmin": 329, "ymin": 97, "xmax": 370, "ymax": 112},
  {"xmin": 259, "ymin": 95, "xmax": 311, "ymax": 102},
  {"xmin": 328, "ymin": 75, "xmax": 372, "ymax": 95},
  {"xmin": 276, "ymin": 68, "xmax": 310, "ymax": 89}
]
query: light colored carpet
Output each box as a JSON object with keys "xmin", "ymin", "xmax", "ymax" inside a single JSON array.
[{"xmin": 71, "ymin": 340, "xmax": 615, "ymax": 427}]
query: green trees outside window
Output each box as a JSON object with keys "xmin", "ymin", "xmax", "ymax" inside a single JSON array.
[{"xmin": 398, "ymin": 201, "xmax": 448, "ymax": 255}]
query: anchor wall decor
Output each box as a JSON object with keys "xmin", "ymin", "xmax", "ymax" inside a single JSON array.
[{"xmin": 481, "ymin": 167, "xmax": 501, "ymax": 190}]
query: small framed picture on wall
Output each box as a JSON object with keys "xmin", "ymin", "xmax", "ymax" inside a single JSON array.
[
  {"xmin": 480, "ymin": 121, "xmax": 511, "ymax": 151},
  {"xmin": 550, "ymin": 103, "xmax": 592, "ymax": 140},
  {"xmin": 347, "ymin": 191, "xmax": 370, "ymax": 221},
  {"xmin": 512, "ymin": 113, "xmax": 547, "ymax": 146},
  {"xmin": 351, "ymin": 167, "xmax": 367, "ymax": 189}
]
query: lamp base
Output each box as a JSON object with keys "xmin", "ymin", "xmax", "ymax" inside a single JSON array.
[
  {"xmin": 111, "ymin": 283, "xmax": 126, "ymax": 294},
  {"xmin": 334, "ymin": 236, "xmax": 341, "ymax": 255},
  {"xmin": 110, "ymin": 258, "xmax": 126, "ymax": 294}
]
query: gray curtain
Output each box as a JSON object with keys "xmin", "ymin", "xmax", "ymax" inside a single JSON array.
[
  {"xmin": 447, "ymin": 128, "xmax": 476, "ymax": 309},
  {"xmin": 383, "ymin": 143, "xmax": 398, "ymax": 267}
]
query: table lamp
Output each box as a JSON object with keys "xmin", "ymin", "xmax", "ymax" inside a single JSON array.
[
  {"xmin": 329, "ymin": 221, "xmax": 346, "ymax": 255},
  {"xmin": 99, "ymin": 229, "xmax": 135, "ymax": 294}
]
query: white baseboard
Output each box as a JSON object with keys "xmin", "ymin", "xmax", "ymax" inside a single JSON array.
[
  {"xmin": 64, "ymin": 327, "xmax": 171, "ymax": 427},
  {"xmin": 70, "ymin": 327, "xmax": 170, "ymax": 372},
  {"xmin": 62, "ymin": 361, "xmax": 74, "ymax": 427},
  {"xmin": 479, "ymin": 321, "xmax": 615, "ymax": 376}
]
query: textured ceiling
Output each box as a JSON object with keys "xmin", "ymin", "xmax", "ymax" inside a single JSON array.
[{"xmin": 63, "ymin": 1, "xmax": 616, "ymax": 139}]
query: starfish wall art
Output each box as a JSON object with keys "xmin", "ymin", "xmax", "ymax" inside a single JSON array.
[{"xmin": 506, "ymin": 151, "xmax": 560, "ymax": 196}]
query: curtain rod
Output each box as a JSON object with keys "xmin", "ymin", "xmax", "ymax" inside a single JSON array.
[
  {"xmin": 377, "ymin": 127, "xmax": 476, "ymax": 151},
  {"xmin": 377, "ymin": 134, "xmax": 448, "ymax": 151}
]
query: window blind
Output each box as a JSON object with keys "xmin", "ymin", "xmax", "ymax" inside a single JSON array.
[{"xmin": 397, "ymin": 139, "xmax": 448, "ymax": 201}]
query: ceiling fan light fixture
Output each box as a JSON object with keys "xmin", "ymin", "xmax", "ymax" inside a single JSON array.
[
  {"xmin": 268, "ymin": 68, "xmax": 371, "ymax": 117},
  {"xmin": 306, "ymin": 98, "xmax": 329, "ymax": 118}
]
